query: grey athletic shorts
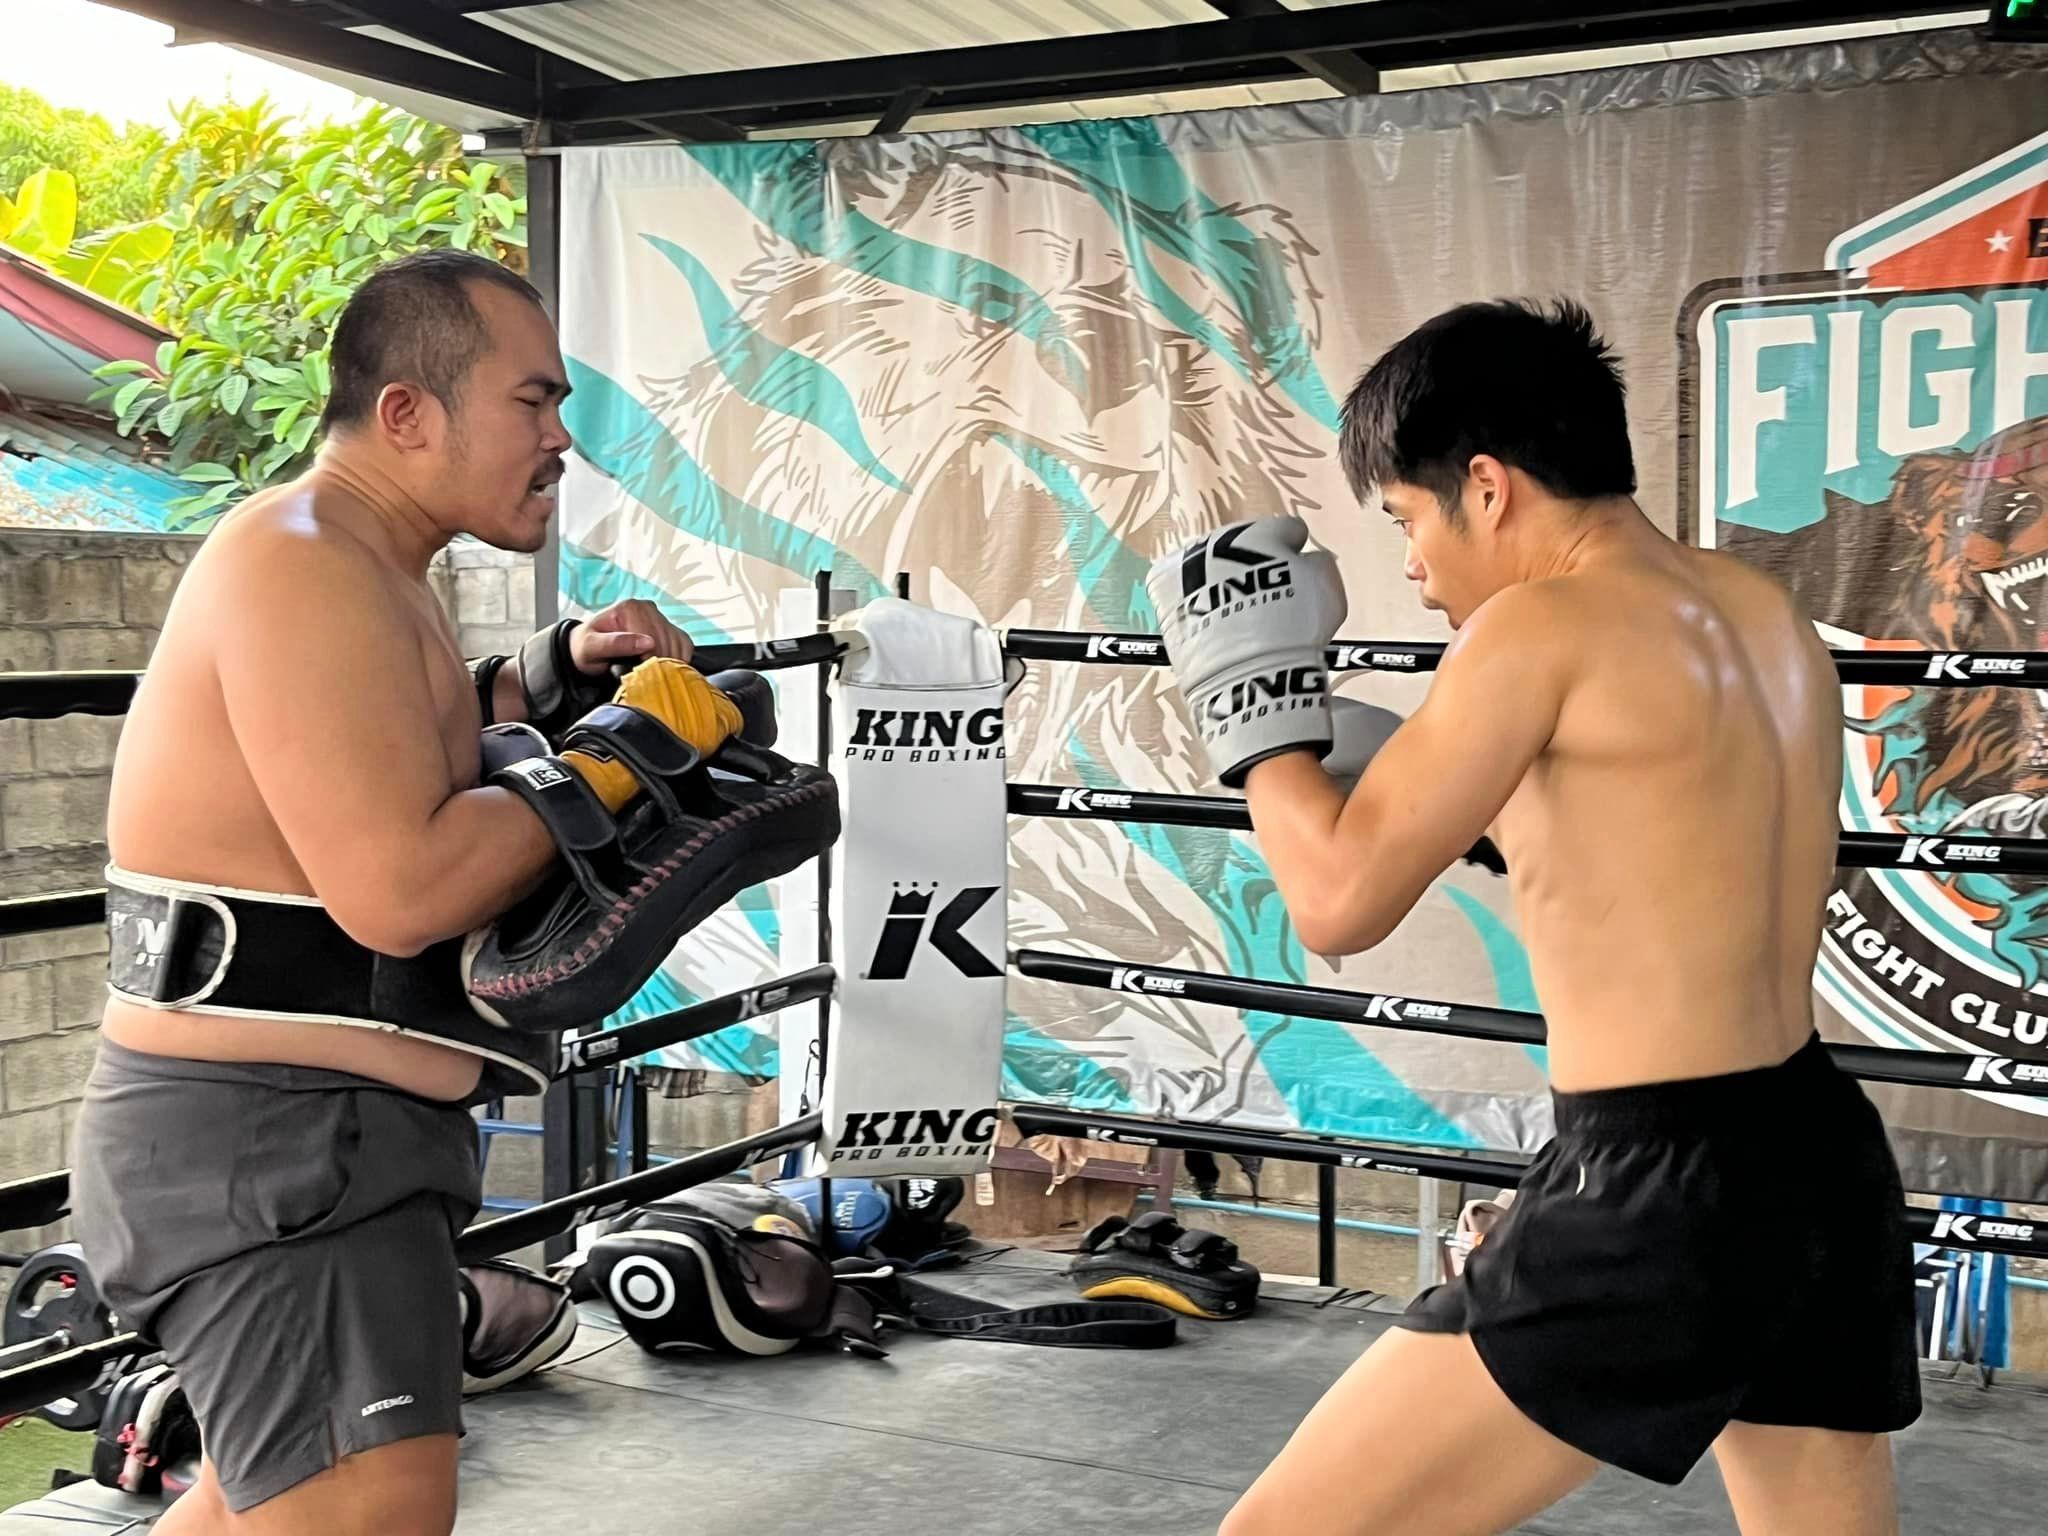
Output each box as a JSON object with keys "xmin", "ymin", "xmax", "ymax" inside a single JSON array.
[{"xmin": 69, "ymin": 1039, "xmax": 484, "ymax": 1512}]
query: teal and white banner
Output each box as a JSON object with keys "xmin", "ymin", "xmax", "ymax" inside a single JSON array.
[{"xmin": 555, "ymin": 30, "xmax": 2048, "ymax": 1191}]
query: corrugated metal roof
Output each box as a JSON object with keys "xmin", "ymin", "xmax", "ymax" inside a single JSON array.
[
  {"xmin": 0, "ymin": 406, "xmax": 191, "ymax": 534},
  {"xmin": 239, "ymin": 2, "xmax": 1990, "ymax": 141}
]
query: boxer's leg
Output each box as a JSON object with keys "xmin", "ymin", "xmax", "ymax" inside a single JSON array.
[
  {"xmin": 1713, "ymin": 1424, "xmax": 1898, "ymax": 1536},
  {"xmin": 1220, "ymin": 1327, "xmax": 1596, "ymax": 1536}
]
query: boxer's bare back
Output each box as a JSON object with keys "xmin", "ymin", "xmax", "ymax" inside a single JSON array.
[
  {"xmin": 1418, "ymin": 512, "xmax": 1843, "ymax": 1092},
  {"xmin": 1252, "ymin": 489, "xmax": 1844, "ymax": 1093},
  {"xmin": 102, "ymin": 472, "xmax": 557, "ymax": 1099}
]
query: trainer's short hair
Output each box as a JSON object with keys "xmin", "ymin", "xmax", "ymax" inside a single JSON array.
[{"xmin": 320, "ymin": 249, "xmax": 545, "ymax": 433}]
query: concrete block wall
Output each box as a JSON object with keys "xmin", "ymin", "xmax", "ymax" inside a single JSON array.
[{"xmin": 0, "ymin": 526, "xmax": 538, "ymax": 1229}]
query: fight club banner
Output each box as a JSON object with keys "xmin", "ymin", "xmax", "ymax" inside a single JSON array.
[
  {"xmin": 556, "ymin": 27, "xmax": 2047, "ymax": 1195},
  {"xmin": 816, "ymin": 600, "xmax": 1009, "ymax": 1177},
  {"xmin": 1685, "ymin": 127, "xmax": 2048, "ymax": 1194}
]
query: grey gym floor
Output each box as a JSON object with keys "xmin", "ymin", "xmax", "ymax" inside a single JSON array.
[{"xmin": 5, "ymin": 1248, "xmax": 2043, "ymax": 1534}]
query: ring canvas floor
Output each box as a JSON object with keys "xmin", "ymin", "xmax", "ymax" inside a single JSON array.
[{"xmin": 4, "ymin": 1249, "xmax": 2041, "ymax": 1535}]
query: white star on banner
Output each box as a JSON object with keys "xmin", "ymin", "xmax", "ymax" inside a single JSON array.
[{"xmin": 1986, "ymin": 229, "xmax": 2015, "ymax": 254}]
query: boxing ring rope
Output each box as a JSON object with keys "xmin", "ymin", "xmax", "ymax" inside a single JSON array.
[
  {"xmin": 1008, "ymin": 949, "xmax": 2048, "ymax": 1264},
  {"xmin": 1012, "ymin": 949, "xmax": 2048, "ymax": 1102},
  {"xmin": 1007, "ymin": 1103, "xmax": 2048, "ymax": 1263},
  {"xmin": 1009, "ymin": 782, "xmax": 2048, "ymax": 877},
  {"xmin": 1005, "ymin": 629, "xmax": 2048, "ymax": 687}
]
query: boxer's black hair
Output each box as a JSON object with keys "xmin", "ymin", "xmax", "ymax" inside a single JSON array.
[
  {"xmin": 320, "ymin": 249, "xmax": 546, "ymax": 435},
  {"xmin": 1338, "ymin": 298, "xmax": 1635, "ymax": 524}
]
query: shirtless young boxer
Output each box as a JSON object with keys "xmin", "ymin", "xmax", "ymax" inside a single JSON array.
[
  {"xmin": 69, "ymin": 250, "xmax": 740, "ymax": 1535},
  {"xmin": 1148, "ymin": 299, "xmax": 1920, "ymax": 1536}
]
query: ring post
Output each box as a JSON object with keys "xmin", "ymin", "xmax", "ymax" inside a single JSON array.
[{"xmin": 1316, "ymin": 1164, "xmax": 1338, "ymax": 1286}]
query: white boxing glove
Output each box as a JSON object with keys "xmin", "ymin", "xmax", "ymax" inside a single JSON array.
[{"xmin": 1145, "ymin": 516, "xmax": 1348, "ymax": 789}]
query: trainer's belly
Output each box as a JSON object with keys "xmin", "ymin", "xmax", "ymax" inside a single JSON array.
[{"xmin": 101, "ymin": 996, "xmax": 485, "ymax": 1102}]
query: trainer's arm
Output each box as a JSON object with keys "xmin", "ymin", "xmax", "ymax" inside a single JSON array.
[
  {"xmin": 214, "ymin": 527, "xmax": 560, "ymax": 957},
  {"xmin": 1244, "ymin": 586, "xmax": 1568, "ymax": 955}
]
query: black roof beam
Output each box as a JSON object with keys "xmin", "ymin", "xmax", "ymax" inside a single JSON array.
[
  {"xmin": 1206, "ymin": 0, "xmax": 1381, "ymax": 96},
  {"xmin": 91, "ymin": 0, "xmax": 539, "ymax": 118},
  {"xmin": 311, "ymin": 0, "xmax": 742, "ymax": 142}
]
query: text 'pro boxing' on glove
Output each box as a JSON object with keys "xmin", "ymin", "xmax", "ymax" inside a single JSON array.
[{"xmin": 1145, "ymin": 516, "xmax": 1348, "ymax": 789}]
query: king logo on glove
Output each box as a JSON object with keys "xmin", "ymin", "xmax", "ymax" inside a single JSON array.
[
  {"xmin": 1146, "ymin": 516, "xmax": 1350, "ymax": 790},
  {"xmin": 1176, "ymin": 523, "xmax": 1302, "ymax": 615}
]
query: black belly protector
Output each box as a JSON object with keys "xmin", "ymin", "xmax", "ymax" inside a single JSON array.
[{"xmin": 104, "ymin": 865, "xmax": 556, "ymax": 1104}]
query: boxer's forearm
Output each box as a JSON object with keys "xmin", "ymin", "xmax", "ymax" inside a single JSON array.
[{"xmin": 1245, "ymin": 751, "xmax": 1403, "ymax": 955}]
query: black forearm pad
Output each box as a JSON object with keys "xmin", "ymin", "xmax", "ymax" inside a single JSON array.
[
  {"xmin": 518, "ymin": 620, "xmax": 617, "ymax": 744},
  {"xmin": 705, "ymin": 668, "xmax": 776, "ymax": 749},
  {"xmin": 470, "ymin": 654, "xmax": 511, "ymax": 726}
]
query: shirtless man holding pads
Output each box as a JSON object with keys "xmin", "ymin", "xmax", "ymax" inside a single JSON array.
[
  {"xmin": 72, "ymin": 250, "xmax": 742, "ymax": 1535},
  {"xmin": 1147, "ymin": 298, "xmax": 1920, "ymax": 1536}
]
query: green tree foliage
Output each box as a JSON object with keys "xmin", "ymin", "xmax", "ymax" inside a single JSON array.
[
  {"xmin": 92, "ymin": 99, "xmax": 526, "ymax": 526},
  {"xmin": 0, "ymin": 83, "xmax": 162, "ymax": 234},
  {"xmin": 0, "ymin": 166, "xmax": 173, "ymax": 296}
]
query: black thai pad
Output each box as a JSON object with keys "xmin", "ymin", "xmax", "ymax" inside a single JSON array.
[
  {"xmin": 464, "ymin": 708, "xmax": 839, "ymax": 1033},
  {"xmin": 1070, "ymin": 1211, "xmax": 1262, "ymax": 1320}
]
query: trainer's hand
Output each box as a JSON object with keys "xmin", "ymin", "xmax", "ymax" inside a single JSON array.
[
  {"xmin": 1145, "ymin": 516, "xmax": 1348, "ymax": 789},
  {"xmin": 570, "ymin": 599, "xmax": 694, "ymax": 675},
  {"xmin": 562, "ymin": 659, "xmax": 741, "ymax": 812}
]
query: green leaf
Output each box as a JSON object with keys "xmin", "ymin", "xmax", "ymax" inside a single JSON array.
[
  {"xmin": 342, "ymin": 201, "xmax": 366, "ymax": 234},
  {"xmin": 303, "ymin": 351, "xmax": 330, "ymax": 397},
  {"xmin": 96, "ymin": 358, "xmax": 152, "ymax": 378},
  {"xmin": 303, "ymin": 293, "xmax": 348, "ymax": 324},
  {"xmin": 217, "ymin": 374, "xmax": 250, "ymax": 414},
  {"xmin": 483, "ymin": 192, "xmax": 516, "ymax": 227},
  {"xmin": 413, "ymin": 187, "xmax": 463, "ymax": 222},
  {"xmin": 466, "ymin": 162, "xmax": 496, "ymax": 195},
  {"xmin": 181, "ymin": 462, "xmax": 240, "ymax": 484},
  {"xmin": 495, "ymin": 227, "xmax": 528, "ymax": 249},
  {"xmin": 302, "ymin": 148, "xmax": 340, "ymax": 195},
  {"xmin": 7, "ymin": 168, "xmax": 79, "ymax": 258},
  {"xmin": 188, "ymin": 480, "xmax": 239, "ymax": 510},
  {"xmin": 155, "ymin": 339, "xmax": 177, "ymax": 373},
  {"xmin": 249, "ymin": 359, "xmax": 302, "ymax": 387},
  {"xmin": 287, "ymin": 416, "xmax": 316, "ymax": 454},
  {"xmin": 155, "ymin": 399, "xmax": 192, "ymax": 438},
  {"xmin": 112, "ymin": 376, "xmax": 152, "ymax": 420},
  {"xmin": 253, "ymin": 441, "xmax": 294, "ymax": 481},
  {"xmin": 251, "ymin": 393, "xmax": 300, "ymax": 412},
  {"xmin": 273, "ymin": 401, "xmax": 305, "ymax": 441},
  {"xmin": 364, "ymin": 213, "xmax": 391, "ymax": 247},
  {"xmin": 116, "ymin": 382, "xmax": 156, "ymax": 435}
]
